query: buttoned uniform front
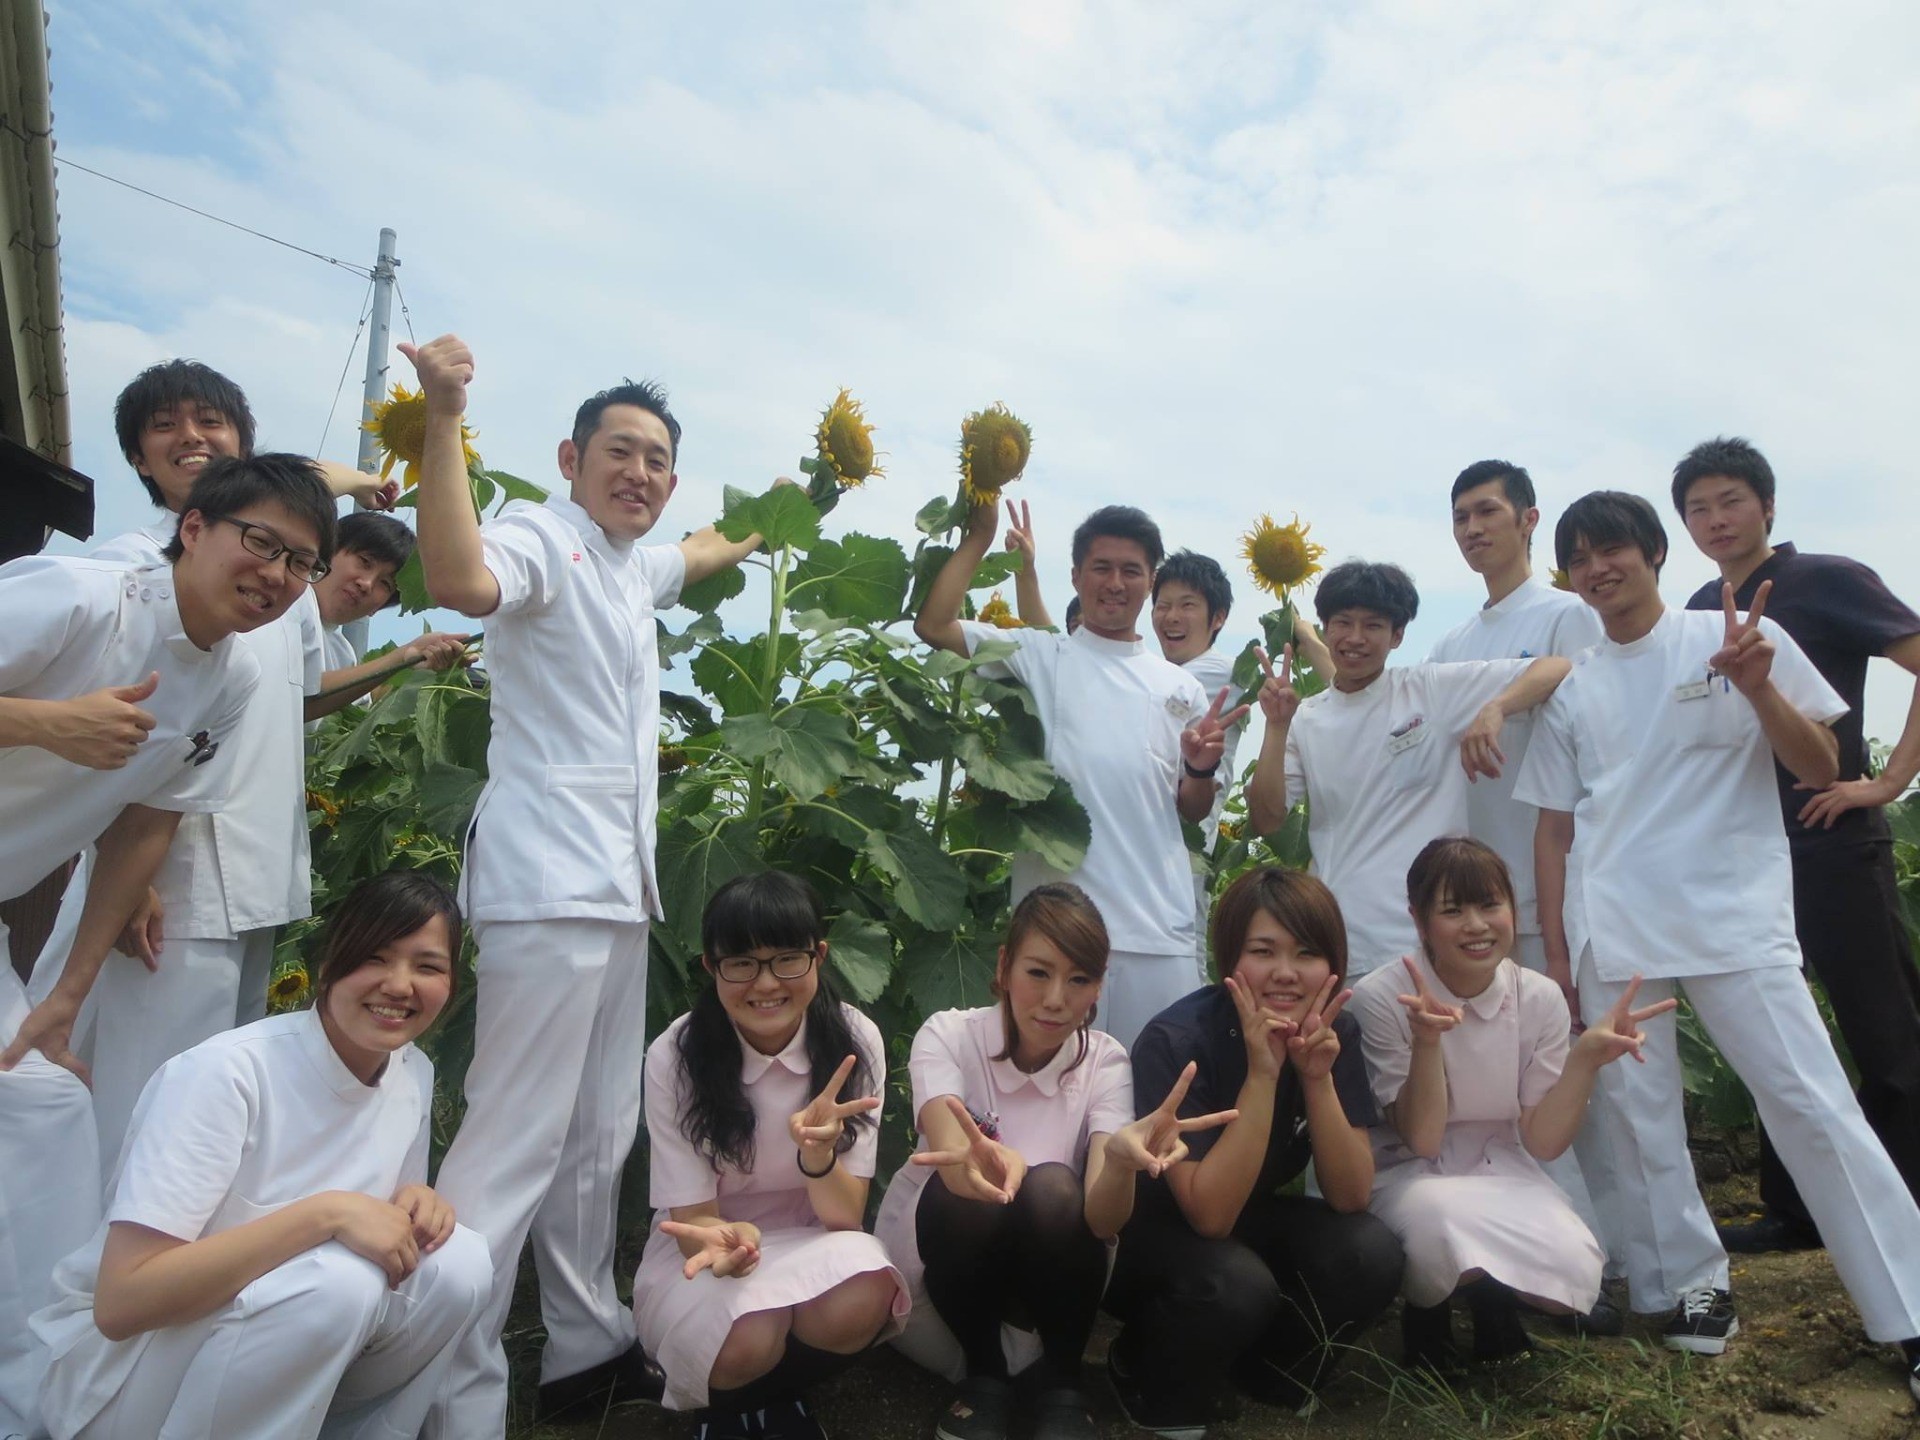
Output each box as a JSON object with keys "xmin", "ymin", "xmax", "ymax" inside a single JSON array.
[
  {"xmin": 1514, "ymin": 607, "xmax": 1920, "ymax": 1332},
  {"xmin": 958, "ymin": 621, "xmax": 1210, "ymax": 1046},
  {"xmin": 874, "ymin": 1005, "xmax": 1133, "ymax": 1383},
  {"xmin": 427, "ymin": 493, "xmax": 686, "ymax": 1440},
  {"xmin": 1281, "ymin": 660, "xmax": 1531, "ymax": 978},
  {"xmin": 1180, "ymin": 647, "xmax": 1242, "ymax": 979},
  {"xmin": 636, "ymin": 1006, "xmax": 907, "ymax": 1410},
  {"xmin": 32, "ymin": 1009, "xmax": 491, "ymax": 1440}
]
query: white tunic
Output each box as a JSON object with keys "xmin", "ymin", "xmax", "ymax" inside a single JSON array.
[
  {"xmin": 32, "ymin": 1008, "xmax": 433, "ymax": 1435},
  {"xmin": 959, "ymin": 623, "xmax": 1208, "ymax": 956},
  {"xmin": 1427, "ymin": 581, "xmax": 1602, "ymax": 935},
  {"xmin": 1512, "ymin": 608, "xmax": 1844, "ymax": 982},
  {"xmin": 0, "ymin": 556, "xmax": 257, "ymax": 904},
  {"xmin": 1281, "ymin": 661, "xmax": 1530, "ymax": 975},
  {"xmin": 463, "ymin": 494, "xmax": 686, "ymax": 923}
]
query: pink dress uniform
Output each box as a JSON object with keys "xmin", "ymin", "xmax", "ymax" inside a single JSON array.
[
  {"xmin": 874, "ymin": 1007, "xmax": 1134, "ymax": 1381},
  {"xmin": 1349, "ymin": 955, "xmax": 1604, "ymax": 1312},
  {"xmin": 634, "ymin": 1005, "xmax": 907, "ymax": 1412}
]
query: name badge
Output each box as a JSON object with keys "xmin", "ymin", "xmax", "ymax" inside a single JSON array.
[
  {"xmin": 1387, "ymin": 719, "xmax": 1428, "ymax": 755},
  {"xmin": 1165, "ymin": 694, "xmax": 1197, "ymax": 721},
  {"xmin": 1673, "ymin": 680, "xmax": 1711, "ymax": 703}
]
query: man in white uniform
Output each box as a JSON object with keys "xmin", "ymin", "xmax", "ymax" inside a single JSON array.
[
  {"xmin": 0, "ymin": 453, "xmax": 322, "ymax": 1432},
  {"xmin": 916, "ymin": 501, "xmax": 1243, "ymax": 1046},
  {"xmin": 404, "ymin": 334, "xmax": 772, "ymax": 1434},
  {"xmin": 1245, "ymin": 559, "xmax": 1570, "ymax": 978},
  {"xmin": 1514, "ymin": 490, "xmax": 1920, "ymax": 1385},
  {"xmin": 1425, "ymin": 459, "xmax": 1623, "ymax": 1328}
]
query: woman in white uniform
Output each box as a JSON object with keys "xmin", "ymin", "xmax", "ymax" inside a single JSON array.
[
  {"xmin": 635, "ymin": 872, "xmax": 907, "ymax": 1440},
  {"xmin": 1349, "ymin": 837, "xmax": 1673, "ymax": 1369},
  {"xmin": 32, "ymin": 870, "xmax": 491, "ymax": 1440}
]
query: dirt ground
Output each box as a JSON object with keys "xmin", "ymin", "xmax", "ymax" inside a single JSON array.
[{"xmin": 514, "ymin": 1165, "xmax": 1920, "ymax": 1440}]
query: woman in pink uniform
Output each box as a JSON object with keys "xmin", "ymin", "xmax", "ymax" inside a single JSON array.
[
  {"xmin": 634, "ymin": 872, "xmax": 907, "ymax": 1440},
  {"xmin": 1349, "ymin": 836, "xmax": 1674, "ymax": 1369},
  {"xmin": 876, "ymin": 883, "xmax": 1232, "ymax": 1440}
]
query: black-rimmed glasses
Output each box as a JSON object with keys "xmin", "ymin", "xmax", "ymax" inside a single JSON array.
[
  {"xmin": 210, "ymin": 514, "xmax": 331, "ymax": 582},
  {"xmin": 713, "ymin": 950, "xmax": 818, "ymax": 984}
]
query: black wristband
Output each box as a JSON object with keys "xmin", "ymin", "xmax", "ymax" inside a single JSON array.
[
  {"xmin": 1183, "ymin": 759, "xmax": 1220, "ymax": 779},
  {"xmin": 796, "ymin": 1144, "xmax": 837, "ymax": 1179}
]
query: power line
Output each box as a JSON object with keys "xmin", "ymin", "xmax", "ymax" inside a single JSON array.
[
  {"xmin": 392, "ymin": 273, "xmax": 419, "ymax": 347},
  {"xmin": 53, "ymin": 154, "xmax": 376, "ymax": 279},
  {"xmin": 317, "ymin": 277, "xmax": 376, "ymax": 457}
]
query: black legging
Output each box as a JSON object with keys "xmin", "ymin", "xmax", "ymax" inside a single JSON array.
[
  {"xmin": 1106, "ymin": 1194, "xmax": 1403, "ymax": 1409},
  {"xmin": 916, "ymin": 1161, "xmax": 1107, "ymax": 1385}
]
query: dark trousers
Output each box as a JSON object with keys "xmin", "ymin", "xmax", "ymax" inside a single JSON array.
[
  {"xmin": 1761, "ymin": 838, "xmax": 1920, "ymax": 1230},
  {"xmin": 1105, "ymin": 1194, "xmax": 1403, "ymax": 1411}
]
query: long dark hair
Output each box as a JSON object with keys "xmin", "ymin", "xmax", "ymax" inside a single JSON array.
[
  {"xmin": 990, "ymin": 883, "xmax": 1109, "ymax": 1074},
  {"xmin": 314, "ymin": 869, "xmax": 463, "ymax": 1012},
  {"xmin": 676, "ymin": 871, "xmax": 873, "ymax": 1174}
]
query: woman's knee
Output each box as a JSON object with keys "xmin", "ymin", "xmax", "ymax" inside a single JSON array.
[
  {"xmin": 711, "ymin": 1308, "xmax": 791, "ymax": 1389},
  {"xmin": 794, "ymin": 1269, "xmax": 899, "ymax": 1351},
  {"xmin": 1013, "ymin": 1162, "xmax": 1087, "ymax": 1231},
  {"xmin": 1304, "ymin": 1211, "xmax": 1404, "ymax": 1315},
  {"xmin": 411, "ymin": 1224, "xmax": 493, "ymax": 1323}
]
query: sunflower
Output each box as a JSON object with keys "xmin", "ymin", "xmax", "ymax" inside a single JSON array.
[
  {"xmin": 305, "ymin": 788, "xmax": 341, "ymax": 825},
  {"xmin": 1241, "ymin": 513, "xmax": 1327, "ymax": 599},
  {"xmin": 268, "ymin": 965, "xmax": 310, "ymax": 1010},
  {"xmin": 364, "ymin": 383, "xmax": 481, "ymax": 489},
  {"xmin": 977, "ymin": 591, "xmax": 1023, "ymax": 629},
  {"xmin": 959, "ymin": 403, "xmax": 1032, "ymax": 506},
  {"xmin": 1550, "ymin": 568, "xmax": 1574, "ymax": 592},
  {"xmin": 815, "ymin": 389, "xmax": 882, "ymax": 488}
]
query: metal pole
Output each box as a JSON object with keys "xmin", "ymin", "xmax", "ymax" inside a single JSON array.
[{"xmin": 344, "ymin": 228, "xmax": 397, "ymax": 657}]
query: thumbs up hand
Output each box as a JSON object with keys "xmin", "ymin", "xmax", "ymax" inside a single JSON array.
[{"xmin": 38, "ymin": 672, "xmax": 160, "ymax": 769}]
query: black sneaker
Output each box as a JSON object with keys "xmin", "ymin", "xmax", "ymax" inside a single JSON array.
[
  {"xmin": 1468, "ymin": 1292, "xmax": 1534, "ymax": 1364},
  {"xmin": 936, "ymin": 1375, "xmax": 1013, "ymax": 1440},
  {"xmin": 1717, "ymin": 1212, "xmax": 1821, "ymax": 1255},
  {"xmin": 758, "ymin": 1396, "xmax": 829, "ymax": 1439},
  {"xmin": 534, "ymin": 1342, "xmax": 668, "ymax": 1421},
  {"xmin": 1106, "ymin": 1343, "xmax": 1208, "ymax": 1440},
  {"xmin": 1562, "ymin": 1282, "xmax": 1626, "ymax": 1339},
  {"xmin": 694, "ymin": 1409, "xmax": 759, "ymax": 1440},
  {"xmin": 1661, "ymin": 1287, "xmax": 1739, "ymax": 1355},
  {"xmin": 1401, "ymin": 1300, "xmax": 1463, "ymax": 1377},
  {"xmin": 1026, "ymin": 1385, "xmax": 1097, "ymax": 1440}
]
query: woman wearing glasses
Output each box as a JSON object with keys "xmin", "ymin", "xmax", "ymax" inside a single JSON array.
[{"xmin": 634, "ymin": 871, "xmax": 906, "ymax": 1440}]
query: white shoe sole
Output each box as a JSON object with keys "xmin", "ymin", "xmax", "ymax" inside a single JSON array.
[{"xmin": 1662, "ymin": 1316, "xmax": 1739, "ymax": 1355}]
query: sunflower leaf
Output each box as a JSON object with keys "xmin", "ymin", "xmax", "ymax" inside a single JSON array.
[
  {"xmin": 787, "ymin": 534, "xmax": 909, "ymax": 624},
  {"xmin": 827, "ymin": 915, "xmax": 895, "ymax": 1004},
  {"xmin": 717, "ymin": 484, "xmax": 822, "ymax": 551},
  {"xmin": 721, "ymin": 707, "xmax": 860, "ymax": 801},
  {"xmin": 862, "ymin": 825, "xmax": 969, "ymax": 930}
]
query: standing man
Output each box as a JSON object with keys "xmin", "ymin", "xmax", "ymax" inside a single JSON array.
[
  {"xmin": 1514, "ymin": 491, "xmax": 1920, "ymax": 1386},
  {"xmin": 915, "ymin": 500, "xmax": 1242, "ymax": 1045},
  {"xmin": 405, "ymin": 335, "xmax": 770, "ymax": 1434},
  {"xmin": 1674, "ymin": 437, "xmax": 1920, "ymax": 1254}
]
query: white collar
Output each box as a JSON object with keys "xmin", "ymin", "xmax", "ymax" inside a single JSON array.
[
  {"xmin": 1070, "ymin": 626, "xmax": 1144, "ymax": 658},
  {"xmin": 132, "ymin": 563, "xmax": 222, "ymax": 664},
  {"xmin": 739, "ymin": 1016, "xmax": 813, "ymax": 1084},
  {"xmin": 1479, "ymin": 576, "xmax": 1551, "ymax": 619},
  {"xmin": 545, "ymin": 491, "xmax": 635, "ymax": 560},
  {"xmin": 1603, "ymin": 605, "xmax": 1675, "ymax": 658},
  {"xmin": 297, "ymin": 1006, "xmax": 396, "ymax": 1099},
  {"xmin": 987, "ymin": 1008, "xmax": 1083, "ymax": 1098},
  {"xmin": 1410, "ymin": 951, "xmax": 1513, "ymax": 1021}
]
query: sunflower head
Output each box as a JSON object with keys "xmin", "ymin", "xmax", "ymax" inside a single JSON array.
[
  {"xmin": 977, "ymin": 591, "xmax": 1023, "ymax": 629},
  {"xmin": 815, "ymin": 389, "xmax": 881, "ymax": 488},
  {"xmin": 364, "ymin": 383, "xmax": 481, "ymax": 488},
  {"xmin": 959, "ymin": 404, "xmax": 1032, "ymax": 506},
  {"xmin": 1549, "ymin": 568, "xmax": 1574, "ymax": 592},
  {"xmin": 1241, "ymin": 513, "xmax": 1328, "ymax": 599},
  {"xmin": 268, "ymin": 965, "xmax": 310, "ymax": 1011}
]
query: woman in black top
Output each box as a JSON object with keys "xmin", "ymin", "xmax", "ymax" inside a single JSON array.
[{"xmin": 1104, "ymin": 867, "xmax": 1403, "ymax": 1432}]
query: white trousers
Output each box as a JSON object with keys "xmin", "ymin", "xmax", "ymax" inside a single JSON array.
[
  {"xmin": 1583, "ymin": 962, "xmax": 1920, "ymax": 1337},
  {"xmin": 87, "ymin": 928, "xmax": 275, "ymax": 1172},
  {"xmin": 68, "ymin": 1228, "xmax": 491, "ymax": 1440},
  {"xmin": 425, "ymin": 917, "xmax": 650, "ymax": 1438},
  {"xmin": 1094, "ymin": 948, "xmax": 1206, "ymax": 1053},
  {"xmin": 0, "ymin": 962, "xmax": 101, "ymax": 1440}
]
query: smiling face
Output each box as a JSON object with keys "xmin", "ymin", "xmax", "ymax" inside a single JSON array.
[
  {"xmin": 1414, "ymin": 885, "xmax": 1514, "ymax": 999},
  {"xmin": 997, "ymin": 930, "xmax": 1102, "ymax": 1071},
  {"xmin": 707, "ymin": 942, "xmax": 823, "ymax": 1056},
  {"xmin": 314, "ymin": 547, "xmax": 400, "ymax": 627},
  {"xmin": 1451, "ymin": 480, "xmax": 1536, "ymax": 580},
  {"xmin": 1226, "ymin": 907, "xmax": 1334, "ymax": 1025},
  {"xmin": 1152, "ymin": 579, "xmax": 1223, "ymax": 665},
  {"xmin": 1681, "ymin": 474, "xmax": 1772, "ymax": 572},
  {"xmin": 1322, "ymin": 606, "xmax": 1403, "ymax": 690},
  {"xmin": 1565, "ymin": 532, "xmax": 1664, "ymax": 634},
  {"xmin": 321, "ymin": 914, "xmax": 456, "ymax": 1084},
  {"xmin": 172, "ymin": 500, "xmax": 323, "ymax": 647},
  {"xmin": 560, "ymin": 403, "xmax": 678, "ymax": 543},
  {"xmin": 134, "ymin": 401, "xmax": 245, "ymax": 513},
  {"xmin": 1071, "ymin": 536, "xmax": 1153, "ymax": 640}
]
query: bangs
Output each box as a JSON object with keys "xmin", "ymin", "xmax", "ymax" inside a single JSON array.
[
  {"xmin": 1408, "ymin": 836, "xmax": 1516, "ymax": 919},
  {"xmin": 701, "ymin": 871, "xmax": 824, "ymax": 958}
]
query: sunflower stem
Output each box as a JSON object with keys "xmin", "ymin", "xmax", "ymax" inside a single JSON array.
[
  {"xmin": 928, "ymin": 677, "xmax": 968, "ymax": 849},
  {"xmin": 746, "ymin": 541, "xmax": 794, "ymax": 827}
]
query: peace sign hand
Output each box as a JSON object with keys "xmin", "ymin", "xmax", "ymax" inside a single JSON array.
[
  {"xmin": 1286, "ymin": 974, "xmax": 1354, "ymax": 1083},
  {"xmin": 1182, "ymin": 687, "xmax": 1252, "ymax": 771},
  {"xmin": 658, "ymin": 1219, "xmax": 763, "ymax": 1280},
  {"xmin": 1254, "ymin": 645, "xmax": 1301, "ymax": 726},
  {"xmin": 1103, "ymin": 1062, "xmax": 1239, "ymax": 1178},
  {"xmin": 1396, "ymin": 956, "xmax": 1463, "ymax": 1045},
  {"xmin": 910, "ymin": 1095, "xmax": 1028, "ymax": 1204},
  {"xmin": 1002, "ymin": 500, "xmax": 1037, "ymax": 564},
  {"xmin": 1572, "ymin": 974, "xmax": 1676, "ymax": 1069},
  {"xmin": 1224, "ymin": 973, "xmax": 1292, "ymax": 1081},
  {"xmin": 788, "ymin": 1053, "xmax": 881, "ymax": 1160},
  {"xmin": 1709, "ymin": 580, "xmax": 1776, "ymax": 698}
]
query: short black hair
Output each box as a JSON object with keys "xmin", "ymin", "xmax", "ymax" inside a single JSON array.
[
  {"xmin": 573, "ymin": 379, "xmax": 681, "ymax": 464},
  {"xmin": 1071, "ymin": 505, "xmax": 1164, "ymax": 571},
  {"xmin": 114, "ymin": 360, "xmax": 257, "ymax": 506},
  {"xmin": 336, "ymin": 512, "xmax": 415, "ymax": 609},
  {"xmin": 1153, "ymin": 550, "xmax": 1233, "ymax": 623},
  {"xmin": 161, "ymin": 453, "xmax": 338, "ymax": 564},
  {"xmin": 1451, "ymin": 459, "xmax": 1535, "ymax": 513},
  {"xmin": 1553, "ymin": 490, "xmax": 1667, "ymax": 575},
  {"xmin": 1064, "ymin": 596, "xmax": 1082, "ymax": 630},
  {"xmin": 1314, "ymin": 559, "xmax": 1419, "ymax": 630},
  {"xmin": 1671, "ymin": 436, "xmax": 1775, "ymax": 525}
]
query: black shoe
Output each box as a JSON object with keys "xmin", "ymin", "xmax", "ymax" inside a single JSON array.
[
  {"xmin": 1661, "ymin": 1287, "xmax": 1739, "ymax": 1355},
  {"xmin": 1401, "ymin": 1301, "xmax": 1463, "ymax": 1377},
  {"xmin": 694, "ymin": 1410, "xmax": 760, "ymax": 1440},
  {"xmin": 534, "ymin": 1342, "xmax": 668, "ymax": 1422},
  {"xmin": 758, "ymin": 1396, "xmax": 829, "ymax": 1439},
  {"xmin": 1026, "ymin": 1385, "xmax": 1097, "ymax": 1440},
  {"xmin": 1107, "ymin": 1343, "xmax": 1209, "ymax": 1440},
  {"xmin": 1467, "ymin": 1290, "xmax": 1534, "ymax": 1364},
  {"xmin": 1900, "ymin": 1337, "xmax": 1920, "ymax": 1405},
  {"xmin": 1717, "ymin": 1212, "xmax": 1821, "ymax": 1254},
  {"xmin": 936, "ymin": 1375, "xmax": 1013, "ymax": 1440}
]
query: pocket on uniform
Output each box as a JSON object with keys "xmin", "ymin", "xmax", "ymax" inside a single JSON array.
[
  {"xmin": 1674, "ymin": 690, "xmax": 1749, "ymax": 752},
  {"xmin": 540, "ymin": 764, "xmax": 641, "ymax": 908},
  {"xmin": 1381, "ymin": 722, "xmax": 1440, "ymax": 792}
]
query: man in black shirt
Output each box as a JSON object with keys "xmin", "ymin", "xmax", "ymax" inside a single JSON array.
[{"xmin": 1675, "ymin": 436, "xmax": 1920, "ymax": 1254}]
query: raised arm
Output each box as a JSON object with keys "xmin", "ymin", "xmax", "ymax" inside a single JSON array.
[
  {"xmin": 1713, "ymin": 582, "xmax": 1838, "ymax": 788},
  {"xmin": 1002, "ymin": 500, "xmax": 1055, "ymax": 629},
  {"xmin": 913, "ymin": 500, "xmax": 999, "ymax": 656},
  {"xmin": 1163, "ymin": 978, "xmax": 1283, "ymax": 1239},
  {"xmin": 1244, "ymin": 645, "xmax": 1299, "ymax": 835},
  {"xmin": 317, "ymin": 460, "xmax": 401, "ymax": 513},
  {"xmin": 1385, "ymin": 957, "xmax": 1459, "ymax": 1159},
  {"xmin": 304, "ymin": 634, "xmax": 473, "ymax": 721},
  {"xmin": 1084, "ymin": 1063, "xmax": 1235, "ymax": 1240},
  {"xmin": 400, "ymin": 336, "xmax": 500, "ymax": 618},
  {"xmin": 1460, "ymin": 656, "xmax": 1572, "ymax": 780}
]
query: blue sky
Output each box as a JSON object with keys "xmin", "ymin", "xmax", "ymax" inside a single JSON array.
[{"xmin": 41, "ymin": 0, "xmax": 1920, "ymax": 741}]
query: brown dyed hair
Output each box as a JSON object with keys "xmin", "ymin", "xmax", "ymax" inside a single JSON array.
[
  {"xmin": 315, "ymin": 869, "xmax": 463, "ymax": 1011},
  {"xmin": 1406, "ymin": 835, "xmax": 1518, "ymax": 927},
  {"xmin": 1211, "ymin": 867, "xmax": 1350, "ymax": 986},
  {"xmin": 992, "ymin": 883, "xmax": 1110, "ymax": 1073}
]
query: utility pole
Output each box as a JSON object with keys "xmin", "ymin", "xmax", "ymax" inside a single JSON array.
[{"xmin": 344, "ymin": 227, "xmax": 398, "ymax": 656}]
